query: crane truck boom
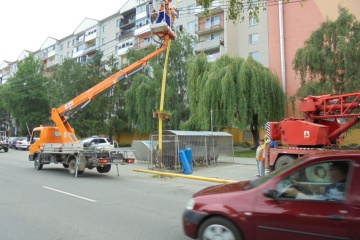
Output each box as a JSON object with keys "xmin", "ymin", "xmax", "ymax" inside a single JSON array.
[
  {"xmin": 266, "ymin": 92, "xmax": 360, "ymax": 180},
  {"xmin": 28, "ymin": 23, "xmax": 175, "ymax": 176}
]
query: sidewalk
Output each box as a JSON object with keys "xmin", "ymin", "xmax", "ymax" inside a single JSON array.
[{"xmin": 133, "ymin": 157, "xmax": 258, "ymax": 183}]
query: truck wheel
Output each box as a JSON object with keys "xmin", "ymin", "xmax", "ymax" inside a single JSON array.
[
  {"xmin": 275, "ymin": 155, "xmax": 295, "ymax": 170},
  {"xmin": 4, "ymin": 148, "xmax": 8, "ymax": 152},
  {"xmin": 68, "ymin": 159, "xmax": 84, "ymax": 175},
  {"xmin": 96, "ymin": 165, "xmax": 111, "ymax": 173},
  {"xmin": 305, "ymin": 163, "xmax": 330, "ymax": 182},
  {"xmin": 198, "ymin": 216, "xmax": 242, "ymax": 240},
  {"xmin": 69, "ymin": 159, "xmax": 77, "ymax": 175},
  {"xmin": 34, "ymin": 155, "xmax": 43, "ymax": 170}
]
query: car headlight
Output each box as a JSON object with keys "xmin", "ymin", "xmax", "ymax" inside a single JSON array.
[{"xmin": 185, "ymin": 198, "xmax": 195, "ymax": 210}]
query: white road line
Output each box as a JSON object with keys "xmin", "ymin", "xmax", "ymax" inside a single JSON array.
[{"xmin": 43, "ymin": 186, "xmax": 97, "ymax": 203}]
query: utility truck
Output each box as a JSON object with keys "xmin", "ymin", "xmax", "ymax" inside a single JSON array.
[
  {"xmin": 28, "ymin": 22, "xmax": 176, "ymax": 176},
  {"xmin": 0, "ymin": 131, "xmax": 9, "ymax": 152},
  {"xmin": 267, "ymin": 92, "xmax": 360, "ymax": 181}
]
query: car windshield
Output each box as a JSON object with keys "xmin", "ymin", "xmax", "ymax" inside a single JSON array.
[{"xmin": 247, "ymin": 158, "xmax": 305, "ymax": 189}]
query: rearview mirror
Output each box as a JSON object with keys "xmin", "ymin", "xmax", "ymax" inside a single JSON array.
[{"xmin": 263, "ymin": 189, "xmax": 278, "ymax": 199}]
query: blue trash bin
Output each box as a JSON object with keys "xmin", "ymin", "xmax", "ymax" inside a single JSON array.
[
  {"xmin": 185, "ymin": 148, "xmax": 193, "ymax": 167},
  {"xmin": 179, "ymin": 150, "xmax": 192, "ymax": 174}
]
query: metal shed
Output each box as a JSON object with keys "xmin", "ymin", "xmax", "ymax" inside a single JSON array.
[{"xmin": 149, "ymin": 130, "xmax": 234, "ymax": 170}]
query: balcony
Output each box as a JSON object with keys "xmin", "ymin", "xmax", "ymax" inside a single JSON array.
[
  {"xmin": 194, "ymin": 38, "xmax": 221, "ymax": 53},
  {"xmin": 120, "ymin": 13, "xmax": 136, "ymax": 29},
  {"xmin": 85, "ymin": 32, "xmax": 97, "ymax": 42},
  {"xmin": 119, "ymin": 29, "xmax": 134, "ymax": 41},
  {"xmin": 195, "ymin": 22, "xmax": 224, "ymax": 36},
  {"xmin": 134, "ymin": 24, "xmax": 150, "ymax": 36}
]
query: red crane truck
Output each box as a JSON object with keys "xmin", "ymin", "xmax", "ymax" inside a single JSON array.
[{"xmin": 267, "ymin": 92, "xmax": 360, "ymax": 180}]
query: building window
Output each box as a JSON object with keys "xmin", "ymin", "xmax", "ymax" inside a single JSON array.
[
  {"xmin": 143, "ymin": 36, "xmax": 153, "ymax": 46},
  {"xmin": 206, "ymin": 33, "xmax": 220, "ymax": 41},
  {"xmin": 176, "ymin": 25, "xmax": 183, "ymax": 32},
  {"xmin": 205, "ymin": 15, "xmax": 220, "ymax": 29},
  {"xmin": 102, "ymin": 25, "xmax": 107, "ymax": 33},
  {"xmin": 102, "ymin": 37, "xmax": 107, "ymax": 45},
  {"xmin": 116, "ymin": 19, "xmax": 121, "ymax": 28},
  {"xmin": 249, "ymin": 33, "xmax": 259, "ymax": 44},
  {"xmin": 188, "ymin": 4, "xmax": 195, "ymax": 14},
  {"xmin": 67, "ymin": 41, "xmax": 71, "ymax": 48},
  {"xmin": 137, "ymin": 4, "xmax": 147, "ymax": 14},
  {"xmin": 187, "ymin": 21, "xmax": 196, "ymax": 33},
  {"xmin": 60, "ymin": 44, "xmax": 63, "ymax": 51},
  {"xmin": 249, "ymin": 17, "xmax": 257, "ymax": 26},
  {"xmin": 249, "ymin": 51, "xmax": 259, "ymax": 61},
  {"xmin": 136, "ymin": 17, "xmax": 149, "ymax": 29}
]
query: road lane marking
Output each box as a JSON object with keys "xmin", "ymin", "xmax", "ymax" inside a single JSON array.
[{"xmin": 43, "ymin": 186, "xmax": 97, "ymax": 203}]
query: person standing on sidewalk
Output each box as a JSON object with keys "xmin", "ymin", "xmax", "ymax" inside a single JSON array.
[{"xmin": 255, "ymin": 139, "xmax": 266, "ymax": 177}]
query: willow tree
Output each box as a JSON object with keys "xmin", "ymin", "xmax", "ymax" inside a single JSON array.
[
  {"xmin": 185, "ymin": 54, "xmax": 286, "ymax": 146},
  {"xmin": 181, "ymin": 52, "xmax": 210, "ymax": 130},
  {"xmin": 293, "ymin": 7, "xmax": 360, "ymax": 96},
  {"xmin": 125, "ymin": 32, "xmax": 196, "ymax": 135},
  {"xmin": 237, "ymin": 57, "xmax": 286, "ymax": 145}
]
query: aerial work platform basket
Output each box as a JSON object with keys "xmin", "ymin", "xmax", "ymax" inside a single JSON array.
[{"xmin": 150, "ymin": 22, "xmax": 176, "ymax": 40}]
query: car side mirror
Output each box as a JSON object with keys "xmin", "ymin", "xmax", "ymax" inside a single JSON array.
[{"xmin": 263, "ymin": 189, "xmax": 278, "ymax": 199}]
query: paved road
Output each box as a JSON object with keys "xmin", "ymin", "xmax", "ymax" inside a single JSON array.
[{"xmin": 0, "ymin": 149, "xmax": 257, "ymax": 240}]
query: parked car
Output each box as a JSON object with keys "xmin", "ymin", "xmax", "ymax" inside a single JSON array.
[
  {"xmin": 183, "ymin": 151, "xmax": 360, "ymax": 240},
  {"xmin": 80, "ymin": 137, "xmax": 112, "ymax": 147},
  {"xmin": 8, "ymin": 136, "xmax": 26, "ymax": 148},
  {"xmin": 15, "ymin": 138, "xmax": 29, "ymax": 150}
]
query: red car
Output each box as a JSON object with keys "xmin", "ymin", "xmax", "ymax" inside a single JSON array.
[{"xmin": 183, "ymin": 151, "xmax": 360, "ymax": 240}]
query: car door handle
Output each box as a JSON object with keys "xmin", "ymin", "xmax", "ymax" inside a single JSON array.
[{"xmin": 326, "ymin": 215, "xmax": 345, "ymax": 220}]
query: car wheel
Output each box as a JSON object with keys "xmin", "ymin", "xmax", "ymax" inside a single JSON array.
[
  {"xmin": 63, "ymin": 164, "xmax": 69, "ymax": 168},
  {"xmin": 275, "ymin": 155, "xmax": 295, "ymax": 170},
  {"xmin": 4, "ymin": 148, "xmax": 8, "ymax": 152},
  {"xmin": 198, "ymin": 217, "xmax": 242, "ymax": 240},
  {"xmin": 34, "ymin": 155, "xmax": 43, "ymax": 170},
  {"xmin": 96, "ymin": 165, "xmax": 111, "ymax": 173}
]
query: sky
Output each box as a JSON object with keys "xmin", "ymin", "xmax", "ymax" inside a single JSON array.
[{"xmin": 0, "ymin": 0, "xmax": 126, "ymax": 63}]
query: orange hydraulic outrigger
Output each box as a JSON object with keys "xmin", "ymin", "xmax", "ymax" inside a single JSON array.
[{"xmin": 52, "ymin": 28, "xmax": 175, "ymax": 143}]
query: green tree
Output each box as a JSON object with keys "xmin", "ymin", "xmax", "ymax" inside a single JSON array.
[
  {"xmin": 185, "ymin": 54, "xmax": 286, "ymax": 146},
  {"xmin": 125, "ymin": 32, "xmax": 196, "ymax": 135},
  {"xmin": 293, "ymin": 7, "xmax": 360, "ymax": 96},
  {"xmin": 238, "ymin": 57, "xmax": 286, "ymax": 144},
  {"xmin": 197, "ymin": 0, "xmax": 305, "ymax": 22},
  {"xmin": 2, "ymin": 55, "xmax": 50, "ymax": 135},
  {"xmin": 48, "ymin": 57, "xmax": 87, "ymax": 109}
]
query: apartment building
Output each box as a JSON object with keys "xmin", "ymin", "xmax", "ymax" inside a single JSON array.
[
  {"xmin": 1, "ymin": 0, "xmax": 359, "ymax": 110},
  {"xmin": 267, "ymin": 0, "xmax": 360, "ymax": 115}
]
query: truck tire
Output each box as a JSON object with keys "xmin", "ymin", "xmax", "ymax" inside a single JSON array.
[
  {"xmin": 34, "ymin": 155, "xmax": 43, "ymax": 170},
  {"xmin": 96, "ymin": 165, "xmax": 111, "ymax": 173},
  {"xmin": 68, "ymin": 159, "xmax": 84, "ymax": 176},
  {"xmin": 4, "ymin": 147, "xmax": 8, "ymax": 152},
  {"xmin": 275, "ymin": 155, "xmax": 295, "ymax": 170},
  {"xmin": 305, "ymin": 163, "xmax": 330, "ymax": 182}
]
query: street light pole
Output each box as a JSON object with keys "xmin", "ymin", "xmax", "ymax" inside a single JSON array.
[{"xmin": 210, "ymin": 109, "xmax": 215, "ymax": 164}]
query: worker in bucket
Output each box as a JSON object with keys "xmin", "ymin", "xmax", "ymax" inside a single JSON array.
[{"xmin": 156, "ymin": 0, "xmax": 172, "ymax": 28}]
